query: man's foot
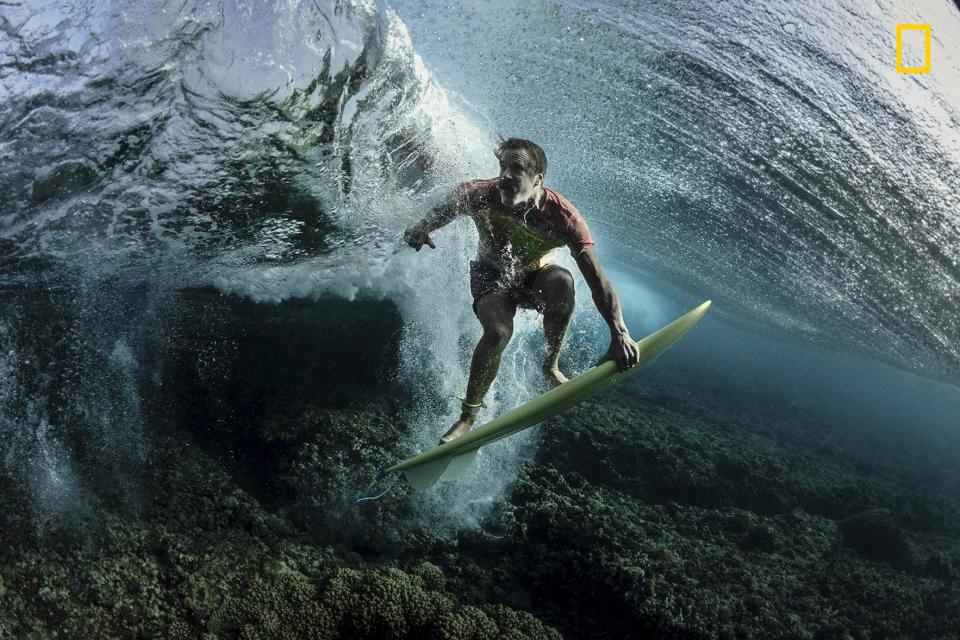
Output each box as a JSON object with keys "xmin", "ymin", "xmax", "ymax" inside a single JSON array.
[
  {"xmin": 439, "ymin": 414, "xmax": 477, "ymax": 446},
  {"xmin": 543, "ymin": 365, "xmax": 569, "ymax": 388}
]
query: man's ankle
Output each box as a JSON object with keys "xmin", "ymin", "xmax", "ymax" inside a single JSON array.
[{"xmin": 458, "ymin": 397, "xmax": 485, "ymax": 418}]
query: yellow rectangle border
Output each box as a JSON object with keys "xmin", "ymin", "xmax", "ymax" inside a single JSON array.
[{"xmin": 896, "ymin": 24, "xmax": 931, "ymax": 74}]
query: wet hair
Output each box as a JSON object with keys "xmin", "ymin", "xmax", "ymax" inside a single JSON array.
[{"xmin": 494, "ymin": 135, "xmax": 547, "ymax": 178}]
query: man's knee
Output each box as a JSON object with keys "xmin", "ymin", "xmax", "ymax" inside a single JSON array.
[
  {"xmin": 536, "ymin": 266, "xmax": 575, "ymax": 312},
  {"xmin": 475, "ymin": 293, "xmax": 516, "ymax": 347},
  {"xmin": 483, "ymin": 320, "xmax": 514, "ymax": 349}
]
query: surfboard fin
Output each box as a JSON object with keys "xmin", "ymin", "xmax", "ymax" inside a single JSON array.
[
  {"xmin": 440, "ymin": 448, "xmax": 480, "ymax": 481},
  {"xmin": 403, "ymin": 456, "xmax": 453, "ymax": 490}
]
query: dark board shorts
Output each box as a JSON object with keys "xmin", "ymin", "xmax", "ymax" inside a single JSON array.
[{"xmin": 469, "ymin": 259, "xmax": 546, "ymax": 317}]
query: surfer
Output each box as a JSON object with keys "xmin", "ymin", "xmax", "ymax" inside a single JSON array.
[{"xmin": 404, "ymin": 137, "xmax": 641, "ymax": 444}]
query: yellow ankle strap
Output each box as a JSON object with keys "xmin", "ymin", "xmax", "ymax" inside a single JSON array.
[{"xmin": 454, "ymin": 395, "xmax": 487, "ymax": 415}]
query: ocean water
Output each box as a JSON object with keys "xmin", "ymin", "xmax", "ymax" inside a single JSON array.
[{"xmin": 1, "ymin": 0, "xmax": 958, "ymax": 532}]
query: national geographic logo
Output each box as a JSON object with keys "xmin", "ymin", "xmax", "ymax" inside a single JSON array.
[{"xmin": 896, "ymin": 24, "xmax": 931, "ymax": 73}]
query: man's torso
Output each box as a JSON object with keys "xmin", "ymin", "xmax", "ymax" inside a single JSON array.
[{"xmin": 455, "ymin": 178, "xmax": 594, "ymax": 279}]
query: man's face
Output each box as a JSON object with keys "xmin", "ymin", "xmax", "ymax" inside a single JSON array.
[{"xmin": 497, "ymin": 148, "xmax": 543, "ymax": 208}]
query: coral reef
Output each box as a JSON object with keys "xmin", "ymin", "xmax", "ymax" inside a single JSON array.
[
  {"xmin": 0, "ymin": 432, "xmax": 559, "ymax": 639},
  {"xmin": 1, "ymin": 292, "xmax": 958, "ymax": 638}
]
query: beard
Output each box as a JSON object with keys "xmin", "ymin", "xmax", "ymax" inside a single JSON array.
[{"xmin": 499, "ymin": 187, "xmax": 534, "ymax": 210}]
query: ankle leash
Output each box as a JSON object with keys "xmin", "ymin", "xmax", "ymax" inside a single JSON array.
[{"xmin": 454, "ymin": 395, "xmax": 487, "ymax": 416}]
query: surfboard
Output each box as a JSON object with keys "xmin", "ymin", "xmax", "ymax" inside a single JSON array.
[{"xmin": 373, "ymin": 300, "xmax": 711, "ymax": 492}]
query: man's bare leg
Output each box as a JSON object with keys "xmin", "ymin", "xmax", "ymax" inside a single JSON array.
[
  {"xmin": 532, "ymin": 265, "xmax": 576, "ymax": 388},
  {"xmin": 440, "ymin": 292, "xmax": 517, "ymax": 444}
]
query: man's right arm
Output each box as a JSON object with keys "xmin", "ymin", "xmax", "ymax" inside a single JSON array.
[{"xmin": 404, "ymin": 182, "xmax": 472, "ymax": 250}]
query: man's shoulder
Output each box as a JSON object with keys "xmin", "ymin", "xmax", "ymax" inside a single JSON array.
[
  {"xmin": 543, "ymin": 187, "xmax": 585, "ymax": 220},
  {"xmin": 542, "ymin": 187, "xmax": 595, "ymax": 251},
  {"xmin": 453, "ymin": 178, "xmax": 497, "ymax": 209},
  {"xmin": 455, "ymin": 177, "xmax": 499, "ymax": 204}
]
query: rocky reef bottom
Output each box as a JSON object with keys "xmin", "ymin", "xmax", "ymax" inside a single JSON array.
[{"xmin": 1, "ymin": 291, "xmax": 958, "ymax": 639}]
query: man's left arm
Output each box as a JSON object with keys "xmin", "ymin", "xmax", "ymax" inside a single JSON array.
[{"xmin": 573, "ymin": 246, "xmax": 641, "ymax": 370}]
